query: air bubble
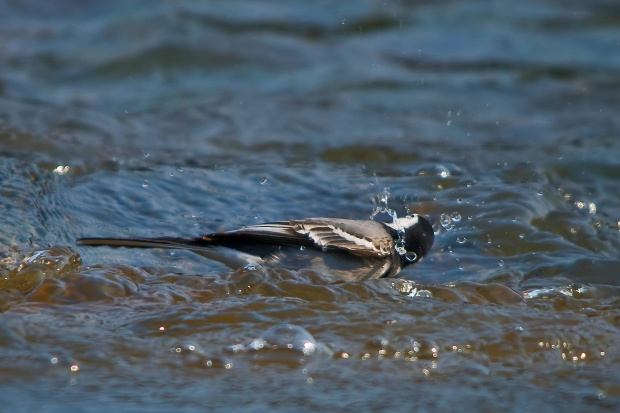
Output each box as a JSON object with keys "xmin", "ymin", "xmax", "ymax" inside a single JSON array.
[
  {"xmin": 456, "ymin": 236, "xmax": 466, "ymax": 244},
  {"xmin": 260, "ymin": 177, "xmax": 268, "ymax": 185},
  {"xmin": 260, "ymin": 324, "xmax": 317, "ymax": 356},
  {"xmin": 142, "ymin": 180, "xmax": 149, "ymax": 188},
  {"xmin": 451, "ymin": 212, "xmax": 461, "ymax": 222}
]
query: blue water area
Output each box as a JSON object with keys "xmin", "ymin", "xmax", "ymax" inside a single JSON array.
[{"xmin": 1, "ymin": 0, "xmax": 619, "ymax": 411}]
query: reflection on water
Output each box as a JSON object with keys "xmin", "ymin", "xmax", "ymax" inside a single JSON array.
[{"xmin": 1, "ymin": 0, "xmax": 620, "ymax": 410}]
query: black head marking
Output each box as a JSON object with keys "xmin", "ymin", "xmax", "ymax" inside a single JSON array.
[{"xmin": 402, "ymin": 215, "xmax": 434, "ymax": 266}]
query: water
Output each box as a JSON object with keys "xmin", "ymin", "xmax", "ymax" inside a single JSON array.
[{"xmin": 1, "ymin": 0, "xmax": 620, "ymax": 411}]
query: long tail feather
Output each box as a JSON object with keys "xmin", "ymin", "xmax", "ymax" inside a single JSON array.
[
  {"xmin": 76, "ymin": 237, "xmax": 202, "ymax": 249},
  {"xmin": 76, "ymin": 236, "xmax": 264, "ymax": 269}
]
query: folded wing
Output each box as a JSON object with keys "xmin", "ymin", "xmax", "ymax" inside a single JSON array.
[{"xmin": 206, "ymin": 218, "xmax": 395, "ymax": 258}]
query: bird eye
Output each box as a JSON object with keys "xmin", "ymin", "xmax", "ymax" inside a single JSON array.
[{"xmin": 405, "ymin": 251, "xmax": 418, "ymax": 262}]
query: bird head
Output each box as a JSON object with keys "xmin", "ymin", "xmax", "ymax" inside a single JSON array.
[{"xmin": 386, "ymin": 215, "xmax": 435, "ymax": 266}]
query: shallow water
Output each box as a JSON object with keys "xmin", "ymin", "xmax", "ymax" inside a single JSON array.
[{"xmin": 1, "ymin": 0, "xmax": 620, "ymax": 411}]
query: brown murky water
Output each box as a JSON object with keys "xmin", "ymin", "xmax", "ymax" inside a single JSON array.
[{"xmin": 1, "ymin": 0, "xmax": 620, "ymax": 411}]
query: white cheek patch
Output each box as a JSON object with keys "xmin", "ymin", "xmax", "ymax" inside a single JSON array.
[{"xmin": 386, "ymin": 215, "xmax": 419, "ymax": 232}]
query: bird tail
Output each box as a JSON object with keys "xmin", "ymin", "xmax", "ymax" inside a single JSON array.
[
  {"xmin": 76, "ymin": 235, "xmax": 264, "ymax": 269},
  {"xmin": 76, "ymin": 236, "xmax": 206, "ymax": 250}
]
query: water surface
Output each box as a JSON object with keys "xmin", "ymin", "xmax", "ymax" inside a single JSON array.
[{"xmin": 1, "ymin": 0, "xmax": 619, "ymax": 411}]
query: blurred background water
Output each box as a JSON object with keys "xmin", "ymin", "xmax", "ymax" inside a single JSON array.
[{"xmin": 1, "ymin": 0, "xmax": 620, "ymax": 411}]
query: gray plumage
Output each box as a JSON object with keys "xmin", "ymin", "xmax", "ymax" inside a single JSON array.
[{"xmin": 77, "ymin": 215, "xmax": 434, "ymax": 282}]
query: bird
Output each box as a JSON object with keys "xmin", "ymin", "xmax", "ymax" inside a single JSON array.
[{"xmin": 76, "ymin": 215, "xmax": 434, "ymax": 282}]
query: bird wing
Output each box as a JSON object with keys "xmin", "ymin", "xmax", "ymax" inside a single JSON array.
[{"xmin": 202, "ymin": 218, "xmax": 395, "ymax": 258}]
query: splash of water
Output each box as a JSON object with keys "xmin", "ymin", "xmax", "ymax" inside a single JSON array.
[{"xmin": 370, "ymin": 187, "xmax": 408, "ymax": 257}]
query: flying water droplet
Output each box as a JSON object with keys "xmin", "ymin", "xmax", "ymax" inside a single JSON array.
[
  {"xmin": 380, "ymin": 187, "xmax": 390, "ymax": 206},
  {"xmin": 440, "ymin": 214, "xmax": 452, "ymax": 228},
  {"xmin": 405, "ymin": 252, "xmax": 418, "ymax": 262}
]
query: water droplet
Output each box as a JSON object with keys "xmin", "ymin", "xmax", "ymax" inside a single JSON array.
[
  {"xmin": 299, "ymin": 245, "xmax": 305, "ymax": 251},
  {"xmin": 440, "ymin": 214, "xmax": 452, "ymax": 228},
  {"xmin": 456, "ymin": 236, "xmax": 466, "ymax": 244},
  {"xmin": 53, "ymin": 165, "xmax": 70, "ymax": 175},
  {"xmin": 499, "ymin": 260, "xmax": 504, "ymax": 267},
  {"xmin": 70, "ymin": 364, "xmax": 79, "ymax": 372},
  {"xmin": 537, "ymin": 191, "xmax": 543, "ymax": 196},
  {"xmin": 142, "ymin": 180, "xmax": 149, "ymax": 188},
  {"xmin": 380, "ymin": 187, "xmax": 390, "ymax": 206}
]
